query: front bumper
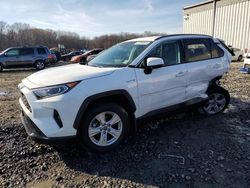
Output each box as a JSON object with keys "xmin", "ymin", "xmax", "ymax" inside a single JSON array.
[
  {"xmin": 21, "ymin": 110, "xmax": 75, "ymax": 144},
  {"xmin": 18, "ymin": 80, "xmax": 81, "ymax": 142}
]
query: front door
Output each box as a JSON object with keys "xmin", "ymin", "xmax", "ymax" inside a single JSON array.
[
  {"xmin": 135, "ymin": 40, "xmax": 188, "ymax": 116},
  {"xmin": 4, "ymin": 48, "xmax": 21, "ymax": 67}
]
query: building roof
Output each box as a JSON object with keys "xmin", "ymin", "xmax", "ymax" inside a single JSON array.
[
  {"xmin": 183, "ymin": 0, "xmax": 213, "ymax": 10},
  {"xmin": 183, "ymin": 0, "xmax": 249, "ymax": 12}
]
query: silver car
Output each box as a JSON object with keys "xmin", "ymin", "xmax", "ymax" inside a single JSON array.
[{"xmin": 0, "ymin": 46, "xmax": 53, "ymax": 71}]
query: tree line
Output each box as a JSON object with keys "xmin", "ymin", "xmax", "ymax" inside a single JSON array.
[{"xmin": 0, "ymin": 21, "xmax": 166, "ymax": 51}]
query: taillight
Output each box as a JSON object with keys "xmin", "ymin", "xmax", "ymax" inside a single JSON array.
[{"xmin": 48, "ymin": 54, "xmax": 54, "ymax": 59}]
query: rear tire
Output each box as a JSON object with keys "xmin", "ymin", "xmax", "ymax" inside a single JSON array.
[
  {"xmin": 77, "ymin": 103, "xmax": 130, "ymax": 152},
  {"xmin": 34, "ymin": 60, "xmax": 45, "ymax": 70},
  {"xmin": 198, "ymin": 86, "xmax": 230, "ymax": 115}
]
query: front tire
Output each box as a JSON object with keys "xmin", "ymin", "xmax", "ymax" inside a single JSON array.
[
  {"xmin": 34, "ymin": 60, "xmax": 45, "ymax": 70},
  {"xmin": 198, "ymin": 86, "xmax": 230, "ymax": 115},
  {"xmin": 0, "ymin": 63, "xmax": 3, "ymax": 72},
  {"xmin": 77, "ymin": 103, "xmax": 130, "ymax": 152}
]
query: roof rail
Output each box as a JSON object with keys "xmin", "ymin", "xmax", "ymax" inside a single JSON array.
[{"xmin": 156, "ymin": 34, "xmax": 213, "ymax": 40}]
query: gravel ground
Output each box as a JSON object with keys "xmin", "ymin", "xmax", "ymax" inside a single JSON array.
[{"xmin": 0, "ymin": 62, "xmax": 250, "ymax": 188}]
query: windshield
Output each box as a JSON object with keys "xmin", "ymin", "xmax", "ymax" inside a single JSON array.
[
  {"xmin": 0, "ymin": 48, "xmax": 9, "ymax": 55},
  {"xmin": 88, "ymin": 41, "xmax": 151, "ymax": 67},
  {"xmin": 69, "ymin": 51, "xmax": 78, "ymax": 55}
]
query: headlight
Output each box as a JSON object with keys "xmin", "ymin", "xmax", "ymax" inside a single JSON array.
[{"xmin": 33, "ymin": 81, "xmax": 80, "ymax": 99}]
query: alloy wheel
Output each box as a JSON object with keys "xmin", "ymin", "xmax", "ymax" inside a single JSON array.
[
  {"xmin": 88, "ymin": 111, "xmax": 123, "ymax": 147},
  {"xmin": 203, "ymin": 93, "xmax": 226, "ymax": 114},
  {"xmin": 36, "ymin": 61, "xmax": 45, "ymax": 69}
]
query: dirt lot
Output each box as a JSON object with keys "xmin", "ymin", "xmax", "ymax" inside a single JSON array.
[{"xmin": 0, "ymin": 62, "xmax": 250, "ymax": 188}]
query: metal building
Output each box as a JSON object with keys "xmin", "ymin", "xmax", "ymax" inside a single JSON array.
[{"xmin": 183, "ymin": 0, "xmax": 250, "ymax": 50}]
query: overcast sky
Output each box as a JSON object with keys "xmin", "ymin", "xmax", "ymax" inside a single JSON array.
[{"xmin": 0, "ymin": 0, "xmax": 202, "ymax": 37}]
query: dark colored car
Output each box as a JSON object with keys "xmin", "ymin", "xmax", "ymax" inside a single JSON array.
[
  {"xmin": 61, "ymin": 51, "xmax": 82, "ymax": 61},
  {"xmin": 0, "ymin": 46, "xmax": 53, "ymax": 71},
  {"xmin": 50, "ymin": 50, "xmax": 61, "ymax": 62}
]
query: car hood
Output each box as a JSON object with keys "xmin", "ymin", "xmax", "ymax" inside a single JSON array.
[{"xmin": 23, "ymin": 64, "xmax": 116, "ymax": 88}]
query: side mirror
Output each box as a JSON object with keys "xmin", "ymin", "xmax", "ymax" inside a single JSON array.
[
  {"xmin": 144, "ymin": 57, "xmax": 164, "ymax": 74},
  {"xmin": 4, "ymin": 53, "xmax": 8, "ymax": 57},
  {"xmin": 146, "ymin": 57, "xmax": 164, "ymax": 68}
]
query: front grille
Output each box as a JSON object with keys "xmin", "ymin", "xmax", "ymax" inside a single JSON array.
[{"xmin": 21, "ymin": 93, "xmax": 32, "ymax": 112}]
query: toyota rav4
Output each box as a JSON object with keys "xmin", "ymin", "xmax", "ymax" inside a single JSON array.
[{"xmin": 19, "ymin": 35, "xmax": 232, "ymax": 152}]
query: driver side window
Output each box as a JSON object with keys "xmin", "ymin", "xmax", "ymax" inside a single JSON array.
[{"xmin": 140, "ymin": 41, "xmax": 180, "ymax": 68}]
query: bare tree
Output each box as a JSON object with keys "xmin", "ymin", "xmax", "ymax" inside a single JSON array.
[{"xmin": 0, "ymin": 21, "xmax": 166, "ymax": 51}]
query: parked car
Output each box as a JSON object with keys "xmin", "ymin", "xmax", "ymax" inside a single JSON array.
[
  {"xmin": 61, "ymin": 51, "xmax": 82, "ymax": 61},
  {"xmin": 70, "ymin": 48, "xmax": 103, "ymax": 63},
  {"xmin": 231, "ymin": 48, "xmax": 244, "ymax": 61},
  {"xmin": 48, "ymin": 54, "xmax": 57, "ymax": 64},
  {"xmin": 19, "ymin": 34, "xmax": 232, "ymax": 152},
  {"xmin": 50, "ymin": 50, "xmax": 61, "ymax": 62},
  {"xmin": 0, "ymin": 46, "xmax": 53, "ymax": 71},
  {"xmin": 80, "ymin": 48, "xmax": 89, "ymax": 53},
  {"xmin": 86, "ymin": 54, "xmax": 98, "ymax": 62},
  {"xmin": 243, "ymin": 52, "xmax": 250, "ymax": 68}
]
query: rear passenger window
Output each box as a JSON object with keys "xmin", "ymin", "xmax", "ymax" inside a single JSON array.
[
  {"xmin": 37, "ymin": 48, "xmax": 46, "ymax": 54},
  {"xmin": 183, "ymin": 39, "xmax": 211, "ymax": 62},
  {"xmin": 211, "ymin": 43, "xmax": 224, "ymax": 58},
  {"xmin": 20, "ymin": 48, "xmax": 34, "ymax": 55}
]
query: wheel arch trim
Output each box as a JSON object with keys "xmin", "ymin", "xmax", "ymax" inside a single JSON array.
[
  {"xmin": 73, "ymin": 89, "xmax": 136, "ymax": 129},
  {"xmin": 206, "ymin": 76, "xmax": 222, "ymax": 93},
  {"xmin": 34, "ymin": 59, "xmax": 46, "ymax": 62}
]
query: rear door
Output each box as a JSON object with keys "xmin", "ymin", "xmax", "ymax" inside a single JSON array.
[
  {"xmin": 19, "ymin": 48, "xmax": 35, "ymax": 65},
  {"xmin": 4, "ymin": 48, "xmax": 21, "ymax": 67},
  {"xmin": 183, "ymin": 38, "xmax": 224, "ymax": 100},
  {"xmin": 36, "ymin": 47, "xmax": 47, "ymax": 60}
]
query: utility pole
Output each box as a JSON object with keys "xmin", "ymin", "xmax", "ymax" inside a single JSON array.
[{"xmin": 212, "ymin": 0, "xmax": 217, "ymax": 37}]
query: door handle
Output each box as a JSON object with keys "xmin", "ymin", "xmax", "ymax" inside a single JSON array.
[{"xmin": 176, "ymin": 71, "xmax": 185, "ymax": 77}]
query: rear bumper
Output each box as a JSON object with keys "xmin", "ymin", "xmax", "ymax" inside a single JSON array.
[
  {"xmin": 46, "ymin": 58, "xmax": 57, "ymax": 63},
  {"xmin": 21, "ymin": 111, "xmax": 75, "ymax": 144}
]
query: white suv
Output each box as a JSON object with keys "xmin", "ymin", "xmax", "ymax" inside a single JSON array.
[{"xmin": 19, "ymin": 35, "xmax": 232, "ymax": 152}]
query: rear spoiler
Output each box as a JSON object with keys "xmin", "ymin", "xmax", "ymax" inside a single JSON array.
[{"xmin": 216, "ymin": 39, "xmax": 235, "ymax": 56}]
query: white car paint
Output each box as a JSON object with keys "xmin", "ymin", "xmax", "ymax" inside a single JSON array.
[
  {"xmin": 231, "ymin": 48, "xmax": 244, "ymax": 61},
  {"xmin": 19, "ymin": 35, "xmax": 231, "ymax": 139},
  {"xmin": 25, "ymin": 64, "xmax": 116, "ymax": 88},
  {"xmin": 243, "ymin": 53, "xmax": 250, "ymax": 67},
  {"xmin": 135, "ymin": 63, "xmax": 188, "ymax": 115}
]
